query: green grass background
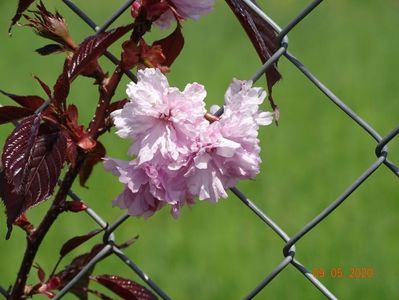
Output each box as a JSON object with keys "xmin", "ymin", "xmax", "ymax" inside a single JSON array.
[{"xmin": 0, "ymin": 0, "xmax": 398, "ymax": 299}]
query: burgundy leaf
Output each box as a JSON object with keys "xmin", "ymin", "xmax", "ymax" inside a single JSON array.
[
  {"xmin": 81, "ymin": 61, "xmax": 107, "ymax": 83},
  {"xmin": 33, "ymin": 75, "xmax": 52, "ymax": 98},
  {"xmin": 36, "ymin": 44, "xmax": 65, "ymax": 56},
  {"xmin": 0, "ymin": 106, "xmax": 34, "ymax": 125},
  {"xmin": 225, "ymin": 0, "xmax": 281, "ymax": 109},
  {"xmin": 56, "ymin": 244, "xmax": 108, "ymax": 300},
  {"xmin": 53, "ymin": 60, "xmax": 70, "ymax": 110},
  {"xmin": 2, "ymin": 114, "xmax": 41, "ymax": 185},
  {"xmin": 92, "ymin": 275, "xmax": 158, "ymax": 300},
  {"xmin": 59, "ymin": 229, "xmax": 102, "ymax": 260},
  {"xmin": 1, "ymin": 115, "xmax": 67, "ymax": 237},
  {"xmin": 79, "ymin": 141, "xmax": 106, "ymax": 187},
  {"xmin": 9, "ymin": 0, "xmax": 35, "ymax": 32},
  {"xmin": 153, "ymin": 25, "xmax": 184, "ymax": 67},
  {"xmin": 68, "ymin": 25, "xmax": 133, "ymax": 80},
  {"xmin": 0, "ymin": 168, "xmax": 4, "ymax": 198},
  {"xmin": 0, "ymin": 89, "xmax": 45, "ymax": 110}
]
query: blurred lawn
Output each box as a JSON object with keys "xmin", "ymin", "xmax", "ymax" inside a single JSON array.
[{"xmin": 0, "ymin": 0, "xmax": 398, "ymax": 299}]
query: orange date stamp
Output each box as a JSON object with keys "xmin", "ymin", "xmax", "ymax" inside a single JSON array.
[{"xmin": 312, "ymin": 267, "xmax": 374, "ymax": 279}]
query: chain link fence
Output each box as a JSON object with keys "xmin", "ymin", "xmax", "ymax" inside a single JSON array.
[{"xmin": 1, "ymin": 0, "xmax": 398, "ymax": 299}]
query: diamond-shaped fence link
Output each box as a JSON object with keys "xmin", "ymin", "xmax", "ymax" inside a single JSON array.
[{"xmin": 1, "ymin": 0, "xmax": 398, "ymax": 299}]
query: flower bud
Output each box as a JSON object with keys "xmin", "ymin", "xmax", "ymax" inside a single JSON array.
[
  {"xmin": 24, "ymin": 1, "xmax": 77, "ymax": 50},
  {"xmin": 66, "ymin": 201, "xmax": 88, "ymax": 213}
]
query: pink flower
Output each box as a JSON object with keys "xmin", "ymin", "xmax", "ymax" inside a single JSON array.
[
  {"xmin": 104, "ymin": 158, "xmax": 193, "ymax": 218},
  {"xmin": 184, "ymin": 131, "xmax": 239, "ymax": 202},
  {"xmin": 155, "ymin": 0, "xmax": 214, "ymax": 28},
  {"xmin": 112, "ymin": 68, "xmax": 207, "ymax": 165},
  {"xmin": 106, "ymin": 69, "xmax": 273, "ymax": 217},
  {"xmin": 184, "ymin": 79, "xmax": 273, "ymax": 202},
  {"xmin": 104, "ymin": 158, "xmax": 161, "ymax": 217}
]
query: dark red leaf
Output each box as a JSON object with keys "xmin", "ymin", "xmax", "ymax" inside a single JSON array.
[
  {"xmin": 92, "ymin": 275, "xmax": 158, "ymax": 300},
  {"xmin": 0, "ymin": 89, "xmax": 45, "ymax": 110},
  {"xmin": 79, "ymin": 141, "xmax": 106, "ymax": 187},
  {"xmin": 225, "ymin": 0, "xmax": 281, "ymax": 109},
  {"xmin": 59, "ymin": 229, "xmax": 102, "ymax": 260},
  {"xmin": 0, "ymin": 166, "xmax": 5, "ymax": 198},
  {"xmin": 0, "ymin": 106, "xmax": 34, "ymax": 125},
  {"xmin": 53, "ymin": 60, "xmax": 70, "ymax": 109},
  {"xmin": 9, "ymin": 0, "xmax": 35, "ymax": 32},
  {"xmin": 80, "ymin": 61, "xmax": 106, "ymax": 83},
  {"xmin": 56, "ymin": 244, "xmax": 108, "ymax": 300},
  {"xmin": 36, "ymin": 44, "xmax": 65, "ymax": 56},
  {"xmin": 2, "ymin": 114, "xmax": 41, "ymax": 184},
  {"xmin": 1, "ymin": 115, "xmax": 67, "ymax": 237},
  {"xmin": 0, "ymin": 169, "xmax": 6, "ymax": 202},
  {"xmin": 33, "ymin": 75, "xmax": 52, "ymax": 98},
  {"xmin": 153, "ymin": 25, "xmax": 184, "ymax": 67},
  {"xmin": 68, "ymin": 25, "xmax": 133, "ymax": 80}
]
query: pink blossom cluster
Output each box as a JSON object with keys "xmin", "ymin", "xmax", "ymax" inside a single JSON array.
[{"xmin": 104, "ymin": 68, "xmax": 273, "ymax": 218}]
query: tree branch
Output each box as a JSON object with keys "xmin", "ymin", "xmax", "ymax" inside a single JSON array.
[{"xmin": 9, "ymin": 156, "xmax": 85, "ymax": 300}]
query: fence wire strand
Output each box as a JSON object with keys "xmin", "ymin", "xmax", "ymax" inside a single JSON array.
[{"xmin": 1, "ymin": 0, "xmax": 398, "ymax": 299}]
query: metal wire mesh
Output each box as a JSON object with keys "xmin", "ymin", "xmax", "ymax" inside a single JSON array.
[{"xmin": 1, "ymin": 0, "xmax": 398, "ymax": 299}]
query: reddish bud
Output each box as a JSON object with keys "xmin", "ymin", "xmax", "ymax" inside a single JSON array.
[
  {"xmin": 121, "ymin": 40, "xmax": 140, "ymax": 70},
  {"xmin": 131, "ymin": 1, "xmax": 142, "ymax": 18},
  {"xmin": 77, "ymin": 135, "xmax": 96, "ymax": 151},
  {"xmin": 46, "ymin": 276, "xmax": 61, "ymax": 290},
  {"xmin": 66, "ymin": 201, "xmax": 88, "ymax": 213},
  {"xmin": 33, "ymin": 264, "xmax": 46, "ymax": 283}
]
